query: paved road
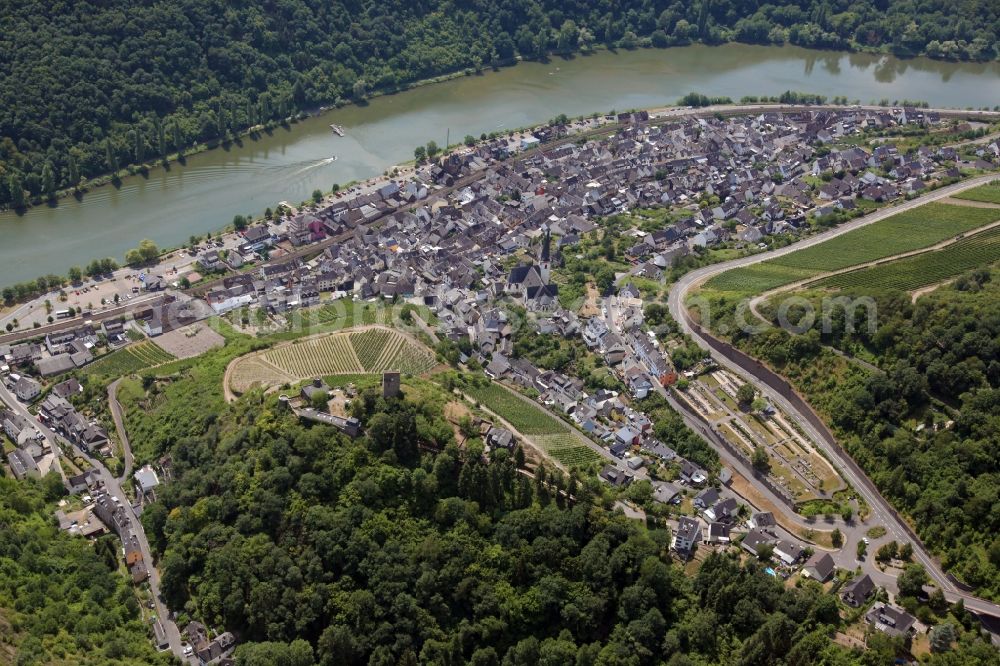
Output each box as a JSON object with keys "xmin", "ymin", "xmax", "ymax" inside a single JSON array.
[
  {"xmin": 667, "ymin": 174, "xmax": 1000, "ymax": 621},
  {"xmin": 107, "ymin": 378, "xmax": 134, "ymax": 483},
  {"xmin": 0, "ymin": 382, "xmax": 189, "ymax": 661},
  {"xmin": 0, "ymin": 293, "xmax": 172, "ymax": 346}
]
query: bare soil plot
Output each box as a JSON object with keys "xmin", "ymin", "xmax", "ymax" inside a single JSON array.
[{"xmin": 152, "ymin": 323, "xmax": 225, "ymax": 359}]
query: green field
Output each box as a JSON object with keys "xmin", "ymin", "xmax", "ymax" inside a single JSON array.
[
  {"xmin": 953, "ymin": 182, "xmax": 1000, "ymax": 205},
  {"xmin": 84, "ymin": 340, "xmax": 176, "ymax": 377},
  {"xmin": 465, "ymin": 383, "xmax": 600, "ymax": 467},
  {"xmin": 812, "ymin": 224, "xmax": 1000, "ymax": 291},
  {"xmin": 465, "ymin": 383, "xmax": 566, "ymax": 435},
  {"xmin": 705, "ymin": 202, "xmax": 1000, "ymax": 294},
  {"xmin": 535, "ymin": 434, "xmax": 602, "ymax": 467}
]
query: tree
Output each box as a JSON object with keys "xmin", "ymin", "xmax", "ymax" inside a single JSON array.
[
  {"xmin": 929, "ymin": 623, "xmax": 956, "ymax": 652},
  {"xmin": 856, "ymin": 540, "xmax": 867, "ymax": 559},
  {"xmin": 68, "ymin": 266, "xmax": 82, "ymax": 283},
  {"xmin": 131, "ymin": 128, "xmax": 144, "ymax": 163},
  {"xmin": 557, "ymin": 20, "xmax": 579, "ymax": 53},
  {"xmin": 736, "ymin": 383, "xmax": 755, "ymax": 405},
  {"xmin": 898, "ymin": 542, "xmax": 913, "ymax": 561},
  {"xmin": 750, "ymin": 397, "xmax": 768, "ymax": 413},
  {"xmin": 9, "ymin": 174, "xmax": 25, "ymax": 208},
  {"xmin": 41, "ymin": 161, "xmax": 56, "ymax": 198},
  {"xmin": 311, "ymin": 390, "xmax": 329, "ymax": 411},
  {"xmin": 413, "ymin": 145, "xmax": 426, "ymax": 162},
  {"xmin": 876, "ymin": 541, "xmax": 898, "ymax": 563},
  {"xmin": 155, "ymin": 117, "xmax": 167, "ymax": 157},
  {"xmin": 464, "ymin": 135, "xmax": 476, "ymax": 147},
  {"xmin": 352, "ymin": 78, "xmax": 368, "ymax": 100},
  {"xmin": 831, "ymin": 527, "xmax": 843, "ymax": 548},
  {"xmin": 312, "ymin": 189, "xmax": 323, "ymax": 203},
  {"xmin": 751, "ymin": 446, "xmax": 769, "ymax": 472},
  {"xmin": 897, "ymin": 563, "xmax": 929, "ymax": 598},
  {"xmin": 105, "ymin": 139, "xmax": 117, "ymax": 173},
  {"xmin": 426, "ymin": 140, "xmax": 440, "ymax": 158},
  {"xmin": 67, "ymin": 154, "xmax": 80, "ymax": 188},
  {"xmin": 233, "ymin": 214, "xmax": 248, "ymax": 231}
]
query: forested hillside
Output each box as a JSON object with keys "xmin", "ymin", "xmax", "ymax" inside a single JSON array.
[
  {"xmin": 1, "ymin": 0, "xmax": 998, "ymax": 208},
  {"xmin": 0, "ymin": 475, "xmax": 172, "ymax": 666},
  {"xmin": 123, "ymin": 374, "xmax": 1000, "ymax": 665},
  {"xmin": 727, "ymin": 268, "xmax": 1000, "ymax": 600}
]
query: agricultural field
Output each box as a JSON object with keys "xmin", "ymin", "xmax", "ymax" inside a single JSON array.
[
  {"xmin": 705, "ymin": 202, "xmax": 1000, "ymax": 294},
  {"xmin": 83, "ymin": 340, "xmax": 176, "ymax": 377},
  {"xmin": 228, "ymin": 326, "xmax": 435, "ymax": 395},
  {"xmin": 812, "ymin": 224, "xmax": 1000, "ymax": 291},
  {"xmin": 350, "ymin": 329, "xmax": 393, "ymax": 370},
  {"xmin": 228, "ymin": 357, "xmax": 296, "ymax": 394},
  {"xmin": 464, "ymin": 382, "xmax": 600, "ymax": 468},
  {"xmin": 535, "ymin": 433, "xmax": 601, "ymax": 467},
  {"xmin": 952, "ymin": 182, "xmax": 1000, "ymax": 205},
  {"xmin": 266, "ymin": 334, "xmax": 362, "ymax": 376},
  {"xmin": 464, "ymin": 383, "xmax": 566, "ymax": 435}
]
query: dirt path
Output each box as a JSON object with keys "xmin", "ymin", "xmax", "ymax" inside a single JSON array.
[
  {"xmin": 910, "ymin": 280, "xmax": 954, "ymax": 303},
  {"xmin": 940, "ymin": 196, "xmax": 1000, "ymax": 208}
]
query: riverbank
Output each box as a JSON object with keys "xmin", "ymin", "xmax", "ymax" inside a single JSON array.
[
  {"xmin": 8, "ymin": 43, "xmax": 1000, "ymax": 217},
  {"xmin": 3, "ymin": 43, "xmax": 1000, "ymax": 287}
]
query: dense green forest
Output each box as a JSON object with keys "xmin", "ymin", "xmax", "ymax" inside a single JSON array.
[
  {"xmin": 0, "ymin": 475, "xmax": 173, "ymax": 666},
  {"xmin": 713, "ymin": 267, "xmax": 1000, "ymax": 599},
  {"xmin": 2, "ymin": 0, "xmax": 999, "ymax": 208},
  {"xmin": 127, "ymin": 378, "xmax": 997, "ymax": 665}
]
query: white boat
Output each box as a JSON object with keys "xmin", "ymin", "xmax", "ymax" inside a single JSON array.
[{"xmin": 329, "ymin": 124, "xmax": 345, "ymax": 137}]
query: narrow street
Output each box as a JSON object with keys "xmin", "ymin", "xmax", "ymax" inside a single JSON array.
[{"xmin": 0, "ymin": 382, "xmax": 189, "ymax": 662}]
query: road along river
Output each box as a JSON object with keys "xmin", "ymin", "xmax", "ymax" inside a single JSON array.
[
  {"xmin": 2, "ymin": 43, "xmax": 1000, "ymax": 285},
  {"xmin": 667, "ymin": 175, "xmax": 1000, "ymax": 624}
]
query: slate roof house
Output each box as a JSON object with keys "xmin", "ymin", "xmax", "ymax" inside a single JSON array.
[{"xmin": 841, "ymin": 574, "xmax": 876, "ymax": 607}]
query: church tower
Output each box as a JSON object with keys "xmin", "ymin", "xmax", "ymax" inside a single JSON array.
[{"xmin": 539, "ymin": 224, "xmax": 551, "ymax": 284}]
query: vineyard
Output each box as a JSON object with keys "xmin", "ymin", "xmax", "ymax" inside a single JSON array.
[
  {"xmin": 464, "ymin": 383, "xmax": 565, "ymax": 435},
  {"xmin": 228, "ymin": 326, "xmax": 435, "ymax": 395},
  {"xmin": 266, "ymin": 334, "xmax": 363, "ymax": 376},
  {"xmin": 705, "ymin": 202, "xmax": 1000, "ymax": 294},
  {"xmin": 812, "ymin": 224, "xmax": 1000, "ymax": 291},
  {"xmin": 464, "ymin": 383, "xmax": 600, "ymax": 468},
  {"xmin": 84, "ymin": 341, "xmax": 176, "ymax": 377},
  {"xmin": 350, "ymin": 329, "xmax": 393, "ymax": 370},
  {"xmin": 953, "ymin": 182, "xmax": 1000, "ymax": 205},
  {"xmin": 535, "ymin": 434, "xmax": 602, "ymax": 467}
]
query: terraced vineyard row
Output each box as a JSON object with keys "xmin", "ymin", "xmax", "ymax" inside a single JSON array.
[
  {"xmin": 84, "ymin": 341, "xmax": 176, "ymax": 377},
  {"xmin": 535, "ymin": 434, "xmax": 601, "ymax": 467},
  {"xmin": 813, "ymin": 224, "xmax": 1000, "ymax": 292},
  {"xmin": 391, "ymin": 343, "xmax": 437, "ymax": 375},
  {"xmin": 265, "ymin": 335, "xmax": 363, "ymax": 376},
  {"xmin": 465, "ymin": 383, "xmax": 567, "ymax": 435},
  {"xmin": 706, "ymin": 202, "xmax": 1000, "ymax": 294},
  {"xmin": 350, "ymin": 329, "xmax": 392, "ymax": 370}
]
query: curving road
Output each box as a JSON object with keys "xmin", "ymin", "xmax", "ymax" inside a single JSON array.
[
  {"xmin": 107, "ymin": 378, "xmax": 135, "ymax": 483},
  {"xmin": 0, "ymin": 382, "xmax": 188, "ymax": 660},
  {"xmin": 667, "ymin": 174, "xmax": 1000, "ymax": 621}
]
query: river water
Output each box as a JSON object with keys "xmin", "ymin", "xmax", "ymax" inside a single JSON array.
[{"xmin": 3, "ymin": 43, "xmax": 999, "ymax": 285}]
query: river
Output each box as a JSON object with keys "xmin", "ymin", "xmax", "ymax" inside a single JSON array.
[{"xmin": 3, "ymin": 43, "xmax": 999, "ymax": 286}]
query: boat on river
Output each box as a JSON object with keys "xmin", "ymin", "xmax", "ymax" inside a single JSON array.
[{"xmin": 330, "ymin": 124, "xmax": 345, "ymax": 137}]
